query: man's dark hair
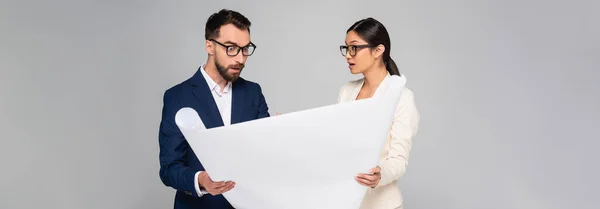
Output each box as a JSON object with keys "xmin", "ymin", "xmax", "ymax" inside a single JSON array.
[{"xmin": 205, "ymin": 9, "xmax": 251, "ymax": 40}]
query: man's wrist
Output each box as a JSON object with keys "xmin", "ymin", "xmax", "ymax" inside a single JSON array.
[
  {"xmin": 198, "ymin": 171, "xmax": 207, "ymax": 187},
  {"xmin": 194, "ymin": 171, "xmax": 206, "ymax": 197}
]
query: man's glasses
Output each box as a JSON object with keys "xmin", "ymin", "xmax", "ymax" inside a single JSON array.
[
  {"xmin": 210, "ymin": 39, "xmax": 256, "ymax": 56},
  {"xmin": 339, "ymin": 44, "xmax": 374, "ymax": 56}
]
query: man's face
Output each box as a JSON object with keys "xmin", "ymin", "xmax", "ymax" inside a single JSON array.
[{"xmin": 207, "ymin": 24, "xmax": 252, "ymax": 82}]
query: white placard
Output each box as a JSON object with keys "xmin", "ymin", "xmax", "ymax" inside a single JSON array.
[{"xmin": 175, "ymin": 75, "xmax": 406, "ymax": 209}]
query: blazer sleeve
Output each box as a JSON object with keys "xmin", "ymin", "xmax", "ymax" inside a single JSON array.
[
  {"xmin": 158, "ymin": 89, "xmax": 202, "ymax": 197},
  {"xmin": 376, "ymin": 88, "xmax": 420, "ymax": 187},
  {"xmin": 256, "ymin": 84, "xmax": 270, "ymax": 119}
]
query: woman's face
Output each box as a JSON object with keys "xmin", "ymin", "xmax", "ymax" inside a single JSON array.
[{"xmin": 344, "ymin": 31, "xmax": 376, "ymax": 74}]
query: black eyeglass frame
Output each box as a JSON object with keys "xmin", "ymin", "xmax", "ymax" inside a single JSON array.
[
  {"xmin": 209, "ymin": 39, "xmax": 257, "ymax": 56},
  {"xmin": 339, "ymin": 44, "xmax": 376, "ymax": 56}
]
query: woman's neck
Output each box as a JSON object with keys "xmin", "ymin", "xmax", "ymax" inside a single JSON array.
[{"xmin": 362, "ymin": 65, "xmax": 388, "ymax": 91}]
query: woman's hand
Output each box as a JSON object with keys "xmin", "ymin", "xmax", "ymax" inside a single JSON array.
[{"xmin": 356, "ymin": 166, "xmax": 381, "ymax": 188}]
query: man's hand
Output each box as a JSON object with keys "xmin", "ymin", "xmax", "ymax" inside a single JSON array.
[
  {"xmin": 355, "ymin": 166, "xmax": 381, "ymax": 188},
  {"xmin": 198, "ymin": 171, "xmax": 235, "ymax": 195}
]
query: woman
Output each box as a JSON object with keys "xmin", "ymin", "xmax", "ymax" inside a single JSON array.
[{"xmin": 337, "ymin": 17, "xmax": 420, "ymax": 209}]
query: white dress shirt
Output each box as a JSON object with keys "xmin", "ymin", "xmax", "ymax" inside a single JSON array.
[{"xmin": 193, "ymin": 65, "xmax": 232, "ymax": 196}]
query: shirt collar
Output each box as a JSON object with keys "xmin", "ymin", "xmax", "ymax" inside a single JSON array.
[{"xmin": 200, "ymin": 64, "xmax": 232, "ymax": 94}]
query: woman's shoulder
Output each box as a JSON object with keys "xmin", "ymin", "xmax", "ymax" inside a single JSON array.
[
  {"xmin": 401, "ymin": 87, "xmax": 415, "ymax": 98},
  {"xmin": 337, "ymin": 78, "xmax": 363, "ymax": 103},
  {"xmin": 398, "ymin": 87, "xmax": 416, "ymax": 106}
]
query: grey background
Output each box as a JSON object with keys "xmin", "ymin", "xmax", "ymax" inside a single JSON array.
[{"xmin": 1, "ymin": 0, "xmax": 598, "ymax": 208}]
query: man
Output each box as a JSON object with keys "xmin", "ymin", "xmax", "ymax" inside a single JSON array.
[{"xmin": 158, "ymin": 9, "xmax": 270, "ymax": 209}]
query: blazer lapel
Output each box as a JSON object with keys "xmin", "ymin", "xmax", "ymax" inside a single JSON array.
[
  {"xmin": 230, "ymin": 81, "xmax": 245, "ymax": 124},
  {"xmin": 188, "ymin": 68, "xmax": 224, "ymax": 129},
  {"xmin": 372, "ymin": 73, "xmax": 391, "ymax": 98},
  {"xmin": 348, "ymin": 79, "xmax": 364, "ymax": 101}
]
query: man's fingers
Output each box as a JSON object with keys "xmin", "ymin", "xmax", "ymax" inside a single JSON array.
[
  {"xmin": 204, "ymin": 181, "xmax": 226, "ymax": 195},
  {"xmin": 212, "ymin": 181, "xmax": 233, "ymax": 190},
  {"xmin": 211, "ymin": 181, "xmax": 230, "ymax": 190},
  {"xmin": 212, "ymin": 182, "xmax": 235, "ymax": 195},
  {"xmin": 222, "ymin": 182, "xmax": 235, "ymax": 193},
  {"xmin": 222, "ymin": 181, "xmax": 234, "ymax": 189}
]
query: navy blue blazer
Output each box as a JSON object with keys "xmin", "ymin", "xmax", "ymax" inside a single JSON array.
[{"xmin": 158, "ymin": 67, "xmax": 270, "ymax": 209}]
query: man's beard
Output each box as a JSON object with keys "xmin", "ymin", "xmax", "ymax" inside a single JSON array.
[{"xmin": 215, "ymin": 59, "xmax": 244, "ymax": 82}]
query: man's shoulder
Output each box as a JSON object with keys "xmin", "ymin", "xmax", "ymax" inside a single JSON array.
[
  {"xmin": 164, "ymin": 82, "xmax": 184, "ymax": 95},
  {"xmin": 162, "ymin": 79, "xmax": 194, "ymax": 100}
]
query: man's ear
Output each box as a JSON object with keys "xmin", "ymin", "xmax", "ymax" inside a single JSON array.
[
  {"xmin": 374, "ymin": 44, "xmax": 385, "ymax": 59},
  {"xmin": 206, "ymin": 40, "xmax": 214, "ymax": 55}
]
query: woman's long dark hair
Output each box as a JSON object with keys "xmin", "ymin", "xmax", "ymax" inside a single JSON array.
[{"xmin": 347, "ymin": 17, "xmax": 400, "ymax": 76}]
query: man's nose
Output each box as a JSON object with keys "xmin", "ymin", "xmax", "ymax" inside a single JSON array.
[{"xmin": 234, "ymin": 52, "xmax": 246, "ymax": 63}]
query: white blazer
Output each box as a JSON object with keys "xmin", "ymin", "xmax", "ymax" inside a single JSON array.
[{"xmin": 337, "ymin": 73, "xmax": 420, "ymax": 209}]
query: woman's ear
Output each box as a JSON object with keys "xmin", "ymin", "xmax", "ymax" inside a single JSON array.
[{"xmin": 374, "ymin": 44, "xmax": 385, "ymax": 59}]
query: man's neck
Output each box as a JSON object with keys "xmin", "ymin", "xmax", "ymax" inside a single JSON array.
[{"xmin": 203, "ymin": 62, "xmax": 229, "ymax": 91}]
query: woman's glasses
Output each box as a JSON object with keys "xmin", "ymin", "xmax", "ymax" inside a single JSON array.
[{"xmin": 339, "ymin": 44, "xmax": 374, "ymax": 56}]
